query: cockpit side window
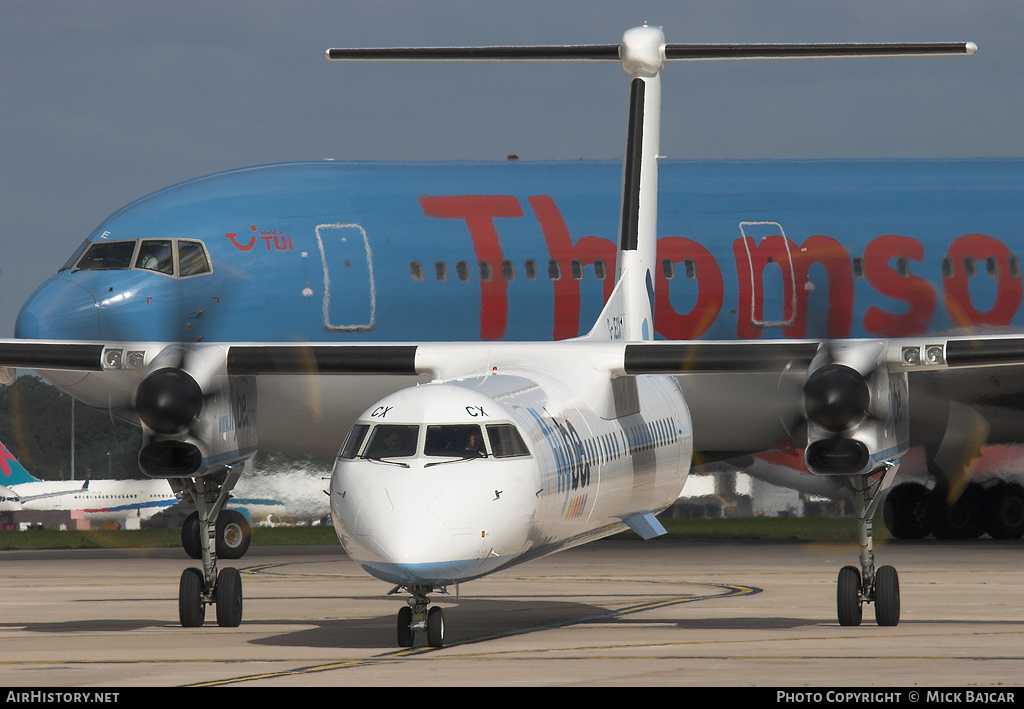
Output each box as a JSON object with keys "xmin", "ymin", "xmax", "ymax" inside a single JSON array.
[
  {"xmin": 425, "ymin": 424, "xmax": 485, "ymax": 457},
  {"xmin": 178, "ymin": 240, "xmax": 212, "ymax": 277},
  {"xmin": 59, "ymin": 239, "xmax": 91, "ymax": 272},
  {"xmin": 338, "ymin": 424, "xmax": 370, "ymax": 459},
  {"xmin": 135, "ymin": 240, "xmax": 174, "ymax": 275},
  {"xmin": 486, "ymin": 424, "xmax": 530, "ymax": 458},
  {"xmin": 364, "ymin": 425, "xmax": 419, "ymax": 459},
  {"xmin": 75, "ymin": 241, "xmax": 137, "ymax": 271}
]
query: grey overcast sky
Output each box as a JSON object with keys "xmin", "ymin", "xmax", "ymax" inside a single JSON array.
[{"xmin": 1, "ymin": 0, "xmax": 1021, "ymax": 338}]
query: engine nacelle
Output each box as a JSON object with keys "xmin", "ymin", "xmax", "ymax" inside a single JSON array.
[
  {"xmin": 803, "ymin": 341, "xmax": 908, "ymax": 476},
  {"xmin": 136, "ymin": 365, "xmax": 258, "ymax": 478}
]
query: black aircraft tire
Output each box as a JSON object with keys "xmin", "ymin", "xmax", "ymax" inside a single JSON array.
[
  {"xmin": 874, "ymin": 565, "xmax": 900, "ymax": 627},
  {"xmin": 983, "ymin": 483, "xmax": 1024, "ymax": 539},
  {"xmin": 426, "ymin": 606, "xmax": 445, "ymax": 648},
  {"xmin": 181, "ymin": 511, "xmax": 202, "ymax": 560},
  {"xmin": 179, "ymin": 567, "xmax": 205, "ymax": 627},
  {"xmin": 215, "ymin": 567, "xmax": 243, "ymax": 628},
  {"xmin": 882, "ymin": 484, "xmax": 928, "ymax": 539},
  {"xmin": 924, "ymin": 484, "xmax": 983, "ymax": 539},
  {"xmin": 397, "ymin": 606, "xmax": 413, "ymax": 648},
  {"xmin": 837, "ymin": 565, "xmax": 862, "ymax": 627},
  {"xmin": 217, "ymin": 510, "xmax": 252, "ymax": 560}
]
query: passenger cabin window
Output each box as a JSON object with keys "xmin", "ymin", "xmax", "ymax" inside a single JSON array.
[{"xmin": 425, "ymin": 424, "xmax": 485, "ymax": 458}]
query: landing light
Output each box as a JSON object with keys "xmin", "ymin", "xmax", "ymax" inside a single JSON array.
[
  {"xmin": 901, "ymin": 347, "xmax": 920, "ymax": 366},
  {"xmin": 925, "ymin": 345, "xmax": 944, "ymax": 365},
  {"xmin": 103, "ymin": 348, "xmax": 123, "ymax": 369}
]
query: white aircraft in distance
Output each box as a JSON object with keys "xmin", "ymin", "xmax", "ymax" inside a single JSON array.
[
  {"xmin": 0, "ymin": 440, "xmax": 328, "ymax": 557},
  {"xmin": 2, "ymin": 25, "xmax": 1003, "ymax": 644}
]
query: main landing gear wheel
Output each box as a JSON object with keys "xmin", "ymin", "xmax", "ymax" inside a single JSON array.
[
  {"xmin": 216, "ymin": 510, "xmax": 251, "ymax": 560},
  {"xmin": 181, "ymin": 509, "xmax": 252, "ymax": 560},
  {"xmin": 179, "ymin": 568, "xmax": 206, "ymax": 627},
  {"xmin": 215, "ymin": 567, "xmax": 243, "ymax": 627},
  {"xmin": 874, "ymin": 565, "xmax": 900, "ymax": 627},
  {"xmin": 836, "ymin": 465, "xmax": 903, "ymax": 627},
  {"xmin": 837, "ymin": 566, "xmax": 862, "ymax": 627}
]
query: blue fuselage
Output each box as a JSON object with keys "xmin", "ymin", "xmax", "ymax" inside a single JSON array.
[{"xmin": 16, "ymin": 159, "xmax": 1024, "ymax": 346}]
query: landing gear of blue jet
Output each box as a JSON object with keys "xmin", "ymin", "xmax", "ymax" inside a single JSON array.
[
  {"xmin": 172, "ymin": 467, "xmax": 244, "ymax": 627},
  {"xmin": 181, "ymin": 509, "xmax": 252, "ymax": 560},
  {"xmin": 836, "ymin": 464, "xmax": 901, "ymax": 627},
  {"xmin": 393, "ymin": 584, "xmax": 445, "ymax": 648}
]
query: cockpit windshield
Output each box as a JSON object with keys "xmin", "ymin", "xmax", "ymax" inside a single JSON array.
[
  {"xmin": 76, "ymin": 241, "xmax": 137, "ymax": 271},
  {"xmin": 363, "ymin": 425, "xmax": 419, "ymax": 459},
  {"xmin": 338, "ymin": 421, "xmax": 530, "ymax": 463},
  {"xmin": 425, "ymin": 425, "xmax": 484, "ymax": 457},
  {"xmin": 66, "ymin": 238, "xmax": 212, "ymax": 278}
]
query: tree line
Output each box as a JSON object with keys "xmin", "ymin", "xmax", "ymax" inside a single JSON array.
[{"xmin": 0, "ymin": 375, "xmax": 142, "ymax": 480}]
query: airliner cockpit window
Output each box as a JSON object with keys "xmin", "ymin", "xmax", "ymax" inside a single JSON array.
[
  {"xmin": 364, "ymin": 425, "xmax": 419, "ymax": 459},
  {"xmin": 75, "ymin": 241, "xmax": 137, "ymax": 271},
  {"xmin": 59, "ymin": 239, "xmax": 91, "ymax": 272},
  {"xmin": 425, "ymin": 425, "xmax": 485, "ymax": 458},
  {"xmin": 135, "ymin": 240, "xmax": 174, "ymax": 275},
  {"xmin": 178, "ymin": 240, "xmax": 212, "ymax": 277},
  {"xmin": 486, "ymin": 424, "xmax": 530, "ymax": 458}
]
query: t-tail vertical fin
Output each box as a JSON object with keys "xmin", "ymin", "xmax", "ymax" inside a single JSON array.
[
  {"xmin": 584, "ymin": 25, "xmax": 663, "ymax": 343},
  {"xmin": 0, "ymin": 441, "xmax": 40, "ymax": 485},
  {"xmin": 326, "ymin": 28, "xmax": 973, "ymax": 344}
]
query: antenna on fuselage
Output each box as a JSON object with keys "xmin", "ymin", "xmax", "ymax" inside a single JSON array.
[{"xmin": 326, "ymin": 29, "xmax": 975, "ymax": 343}]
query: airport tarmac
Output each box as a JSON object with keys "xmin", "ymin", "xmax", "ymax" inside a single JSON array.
[{"xmin": 0, "ymin": 538, "xmax": 1021, "ymax": 688}]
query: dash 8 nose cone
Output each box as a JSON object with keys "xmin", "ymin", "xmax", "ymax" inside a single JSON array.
[
  {"xmin": 803, "ymin": 364, "xmax": 870, "ymax": 432},
  {"xmin": 135, "ymin": 368, "xmax": 203, "ymax": 435}
]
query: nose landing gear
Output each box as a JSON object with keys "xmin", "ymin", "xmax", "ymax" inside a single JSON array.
[{"xmin": 394, "ymin": 584, "xmax": 445, "ymax": 648}]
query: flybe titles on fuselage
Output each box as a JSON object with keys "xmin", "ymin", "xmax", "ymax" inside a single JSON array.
[{"xmin": 526, "ymin": 408, "xmax": 591, "ymax": 495}]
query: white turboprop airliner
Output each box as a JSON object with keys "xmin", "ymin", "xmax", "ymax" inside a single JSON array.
[{"xmin": 0, "ymin": 26, "xmax": 993, "ymax": 642}]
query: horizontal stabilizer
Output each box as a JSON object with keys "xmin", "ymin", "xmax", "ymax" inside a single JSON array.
[
  {"xmin": 327, "ymin": 42, "xmax": 975, "ymax": 64},
  {"xmin": 663, "ymin": 42, "xmax": 976, "ymax": 61}
]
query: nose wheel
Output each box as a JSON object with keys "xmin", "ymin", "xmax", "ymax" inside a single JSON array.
[{"xmin": 394, "ymin": 585, "xmax": 445, "ymax": 648}]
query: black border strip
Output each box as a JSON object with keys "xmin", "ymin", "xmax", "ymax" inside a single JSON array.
[
  {"xmin": 619, "ymin": 77, "xmax": 645, "ymax": 252},
  {"xmin": 0, "ymin": 343, "xmax": 105, "ymax": 371},
  {"xmin": 227, "ymin": 345, "xmax": 419, "ymax": 375},
  {"xmin": 624, "ymin": 342, "xmax": 819, "ymax": 373}
]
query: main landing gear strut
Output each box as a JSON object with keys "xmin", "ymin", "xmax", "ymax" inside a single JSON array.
[
  {"xmin": 835, "ymin": 462, "xmax": 901, "ymax": 627},
  {"xmin": 391, "ymin": 584, "xmax": 445, "ymax": 648},
  {"xmin": 171, "ymin": 465, "xmax": 245, "ymax": 628}
]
